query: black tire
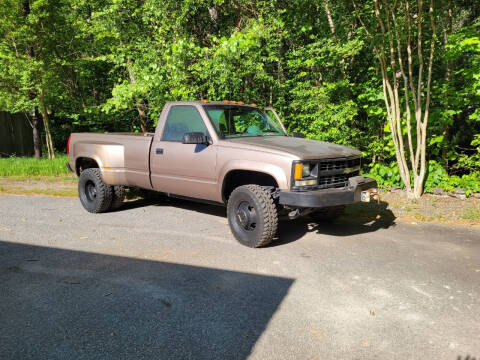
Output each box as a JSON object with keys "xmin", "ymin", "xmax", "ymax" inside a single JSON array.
[
  {"xmin": 309, "ymin": 205, "xmax": 345, "ymax": 223},
  {"xmin": 109, "ymin": 185, "xmax": 126, "ymax": 210},
  {"xmin": 227, "ymin": 185, "xmax": 278, "ymax": 248},
  {"xmin": 78, "ymin": 168, "xmax": 113, "ymax": 213}
]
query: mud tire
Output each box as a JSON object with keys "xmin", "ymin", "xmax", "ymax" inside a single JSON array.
[
  {"xmin": 227, "ymin": 185, "xmax": 278, "ymax": 248},
  {"xmin": 110, "ymin": 186, "xmax": 126, "ymax": 210},
  {"xmin": 78, "ymin": 168, "xmax": 113, "ymax": 213}
]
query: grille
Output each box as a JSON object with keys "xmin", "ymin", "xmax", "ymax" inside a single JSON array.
[
  {"xmin": 319, "ymin": 157, "xmax": 360, "ymax": 171},
  {"xmin": 292, "ymin": 156, "xmax": 361, "ymax": 191},
  {"xmin": 317, "ymin": 171, "xmax": 359, "ymax": 189}
]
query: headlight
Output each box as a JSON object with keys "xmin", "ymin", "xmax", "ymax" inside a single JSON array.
[
  {"xmin": 302, "ymin": 164, "xmax": 311, "ymax": 177},
  {"xmin": 293, "ymin": 162, "xmax": 318, "ymax": 187},
  {"xmin": 294, "ymin": 163, "xmax": 309, "ymax": 179}
]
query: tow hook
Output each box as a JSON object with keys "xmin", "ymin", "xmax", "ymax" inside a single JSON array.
[
  {"xmin": 279, "ymin": 207, "xmax": 315, "ymax": 221},
  {"xmin": 361, "ymin": 189, "xmax": 381, "ymax": 204}
]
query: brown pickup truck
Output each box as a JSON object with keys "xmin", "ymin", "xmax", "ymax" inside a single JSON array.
[{"xmin": 67, "ymin": 101, "xmax": 377, "ymax": 247}]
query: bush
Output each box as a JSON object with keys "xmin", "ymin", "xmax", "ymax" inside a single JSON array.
[
  {"xmin": 364, "ymin": 162, "xmax": 402, "ymax": 188},
  {"xmin": 364, "ymin": 161, "xmax": 480, "ymax": 196}
]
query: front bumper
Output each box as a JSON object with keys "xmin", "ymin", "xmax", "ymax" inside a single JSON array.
[{"xmin": 279, "ymin": 176, "xmax": 377, "ymax": 208}]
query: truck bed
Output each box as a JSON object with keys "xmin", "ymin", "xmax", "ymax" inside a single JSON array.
[{"xmin": 69, "ymin": 132, "xmax": 154, "ymax": 189}]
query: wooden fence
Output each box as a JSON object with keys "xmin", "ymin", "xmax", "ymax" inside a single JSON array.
[{"xmin": 0, "ymin": 111, "xmax": 34, "ymax": 157}]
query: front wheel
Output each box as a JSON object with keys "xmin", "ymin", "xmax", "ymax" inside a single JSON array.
[
  {"xmin": 78, "ymin": 168, "xmax": 112, "ymax": 213},
  {"xmin": 227, "ymin": 185, "xmax": 278, "ymax": 248}
]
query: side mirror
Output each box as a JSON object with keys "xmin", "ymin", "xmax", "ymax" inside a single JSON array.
[
  {"xmin": 182, "ymin": 132, "xmax": 209, "ymax": 145},
  {"xmin": 291, "ymin": 132, "xmax": 305, "ymax": 138}
]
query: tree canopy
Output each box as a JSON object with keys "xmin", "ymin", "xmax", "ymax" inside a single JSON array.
[{"xmin": 0, "ymin": 0, "xmax": 479, "ymax": 195}]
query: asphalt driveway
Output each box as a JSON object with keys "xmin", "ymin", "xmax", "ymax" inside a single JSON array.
[{"xmin": 0, "ymin": 194, "xmax": 479, "ymax": 359}]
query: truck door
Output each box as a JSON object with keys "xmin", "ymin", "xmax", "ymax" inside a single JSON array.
[{"xmin": 150, "ymin": 105, "xmax": 218, "ymax": 201}]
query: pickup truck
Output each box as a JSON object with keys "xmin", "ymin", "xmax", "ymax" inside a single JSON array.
[{"xmin": 67, "ymin": 101, "xmax": 377, "ymax": 247}]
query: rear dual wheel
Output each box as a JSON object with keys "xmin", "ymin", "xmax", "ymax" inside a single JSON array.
[
  {"xmin": 110, "ymin": 185, "xmax": 126, "ymax": 210},
  {"xmin": 78, "ymin": 168, "xmax": 125, "ymax": 213}
]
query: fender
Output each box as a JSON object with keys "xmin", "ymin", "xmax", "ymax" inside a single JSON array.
[
  {"xmin": 217, "ymin": 160, "xmax": 289, "ymax": 202},
  {"xmin": 74, "ymin": 141, "xmax": 125, "ymax": 184}
]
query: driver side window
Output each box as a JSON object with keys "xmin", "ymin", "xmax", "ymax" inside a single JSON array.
[{"xmin": 162, "ymin": 105, "xmax": 208, "ymax": 142}]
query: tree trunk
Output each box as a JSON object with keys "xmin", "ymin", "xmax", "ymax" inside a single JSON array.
[
  {"xmin": 323, "ymin": 0, "xmax": 346, "ymax": 77},
  {"xmin": 32, "ymin": 107, "xmax": 41, "ymax": 159},
  {"xmin": 353, "ymin": 0, "xmax": 436, "ymax": 199},
  {"xmin": 126, "ymin": 59, "xmax": 148, "ymax": 133},
  {"xmin": 324, "ymin": 0, "xmax": 336, "ymax": 35},
  {"xmin": 136, "ymin": 102, "xmax": 148, "ymax": 133},
  {"xmin": 442, "ymin": 0, "xmax": 453, "ymax": 167},
  {"xmin": 23, "ymin": 0, "xmax": 41, "ymax": 159},
  {"xmin": 39, "ymin": 90, "xmax": 55, "ymax": 159}
]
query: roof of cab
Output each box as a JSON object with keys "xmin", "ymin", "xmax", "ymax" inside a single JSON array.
[{"xmin": 165, "ymin": 100, "xmax": 257, "ymax": 107}]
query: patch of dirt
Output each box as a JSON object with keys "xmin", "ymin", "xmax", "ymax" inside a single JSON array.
[
  {"xmin": 0, "ymin": 176, "xmax": 77, "ymax": 197},
  {"xmin": 346, "ymin": 190, "xmax": 480, "ymax": 227}
]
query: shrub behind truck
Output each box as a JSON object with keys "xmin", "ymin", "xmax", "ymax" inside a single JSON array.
[{"xmin": 67, "ymin": 101, "xmax": 377, "ymax": 247}]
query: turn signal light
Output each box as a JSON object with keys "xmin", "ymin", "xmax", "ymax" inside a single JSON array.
[
  {"xmin": 294, "ymin": 163, "xmax": 303, "ymax": 180},
  {"xmin": 222, "ymin": 100, "xmax": 246, "ymax": 104}
]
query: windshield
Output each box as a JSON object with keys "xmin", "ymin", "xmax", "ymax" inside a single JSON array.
[{"xmin": 204, "ymin": 105, "xmax": 286, "ymax": 138}]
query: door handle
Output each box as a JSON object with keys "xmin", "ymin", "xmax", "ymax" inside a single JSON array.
[{"xmin": 156, "ymin": 148, "xmax": 164, "ymax": 155}]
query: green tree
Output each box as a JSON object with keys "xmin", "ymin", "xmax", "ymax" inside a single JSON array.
[{"xmin": 0, "ymin": 0, "xmax": 81, "ymax": 158}]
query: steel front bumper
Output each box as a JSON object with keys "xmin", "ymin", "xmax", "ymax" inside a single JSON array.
[{"xmin": 279, "ymin": 176, "xmax": 377, "ymax": 208}]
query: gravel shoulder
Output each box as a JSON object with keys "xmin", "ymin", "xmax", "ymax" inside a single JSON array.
[{"xmin": 0, "ymin": 176, "xmax": 77, "ymax": 197}]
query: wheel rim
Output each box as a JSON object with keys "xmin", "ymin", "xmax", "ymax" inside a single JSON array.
[
  {"xmin": 85, "ymin": 180, "xmax": 97, "ymax": 202},
  {"xmin": 235, "ymin": 201, "xmax": 257, "ymax": 231}
]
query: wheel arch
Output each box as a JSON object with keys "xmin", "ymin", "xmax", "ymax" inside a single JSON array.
[
  {"xmin": 75, "ymin": 156, "xmax": 102, "ymax": 176},
  {"xmin": 221, "ymin": 169, "xmax": 280, "ymax": 203}
]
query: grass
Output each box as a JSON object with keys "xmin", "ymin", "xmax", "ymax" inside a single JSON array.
[
  {"xmin": 0, "ymin": 154, "xmax": 76, "ymax": 196},
  {"xmin": 0, "ymin": 174, "xmax": 77, "ymax": 181},
  {"xmin": 462, "ymin": 206, "xmax": 480, "ymax": 220},
  {"xmin": 0, "ymin": 155, "xmax": 70, "ymax": 177}
]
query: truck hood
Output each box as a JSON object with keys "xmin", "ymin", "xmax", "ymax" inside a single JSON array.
[{"xmin": 226, "ymin": 136, "xmax": 361, "ymax": 159}]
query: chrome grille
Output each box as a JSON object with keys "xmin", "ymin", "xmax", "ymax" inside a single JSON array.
[
  {"xmin": 317, "ymin": 171, "xmax": 359, "ymax": 189},
  {"xmin": 316, "ymin": 156, "xmax": 360, "ymax": 189},
  {"xmin": 319, "ymin": 157, "xmax": 361, "ymax": 171}
]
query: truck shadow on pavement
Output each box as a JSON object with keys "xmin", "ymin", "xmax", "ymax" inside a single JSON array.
[
  {"xmin": 274, "ymin": 201, "xmax": 396, "ymax": 246},
  {"xmin": 0, "ymin": 241, "xmax": 293, "ymax": 360},
  {"xmin": 118, "ymin": 196, "xmax": 396, "ymax": 247},
  {"xmin": 120, "ymin": 195, "xmax": 228, "ymax": 218}
]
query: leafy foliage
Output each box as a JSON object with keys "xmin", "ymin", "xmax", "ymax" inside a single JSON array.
[
  {"xmin": 365, "ymin": 161, "xmax": 480, "ymax": 196},
  {"xmin": 0, "ymin": 0, "xmax": 478, "ymax": 195}
]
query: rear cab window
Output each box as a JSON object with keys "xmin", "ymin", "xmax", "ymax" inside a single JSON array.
[{"xmin": 162, "ymin": 105, "xmax": 209, "ymax": 142}]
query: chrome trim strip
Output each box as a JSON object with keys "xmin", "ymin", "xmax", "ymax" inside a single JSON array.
[{"xmin": 343, "ymin": 165, "xmax": 361, "ymax": 174}]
